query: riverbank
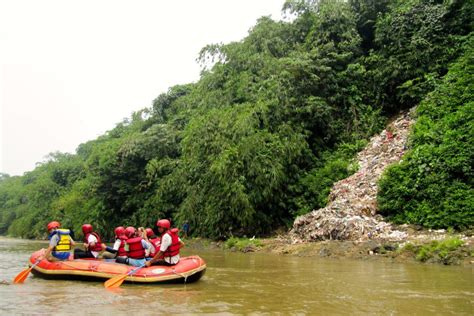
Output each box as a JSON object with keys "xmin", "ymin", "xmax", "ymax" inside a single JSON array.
[{"xmin": 184, "ymin": 227, "xmax": 474, "ymax": 266}]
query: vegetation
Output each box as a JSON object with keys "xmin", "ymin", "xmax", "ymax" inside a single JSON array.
[
  {"xmin": 400, "ymin": 238, "xmax": 466, "ymax": 264},
  {"xmin": 378, "ymin": 37, "xmax": 474, "ymax": 229},
  {"xmin": 0, "ymin": 0, "xmax": 472, "ymax": 240},
  {"xmin": 224, "ymin": 237, "xmax": 263, "ymax": 251}
]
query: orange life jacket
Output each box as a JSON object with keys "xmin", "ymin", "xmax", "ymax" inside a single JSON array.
[
  {"xmin": 148, "ymin": 237, "xmax": 161, "ymax": 258},
  {"xmin": 117, "ymin": 235, "xmax": 128, "ymax": 257},
  {"xmin": 126, "ymin": 236, "xmax": 145, "ymax": 259},
  {"xmin": 161, "ymin": 229, "xmax": 180, "ymax": 259},
  {"xmin": 84, "ymin": 232, "xmax": 103, "ymax": 252}
]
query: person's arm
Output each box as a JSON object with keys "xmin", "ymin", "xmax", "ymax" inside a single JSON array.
[
  {"xmin": 40, "ymin": 235, "xmax": 58, "ymax": 260},
  {"xmin": 145, "ymin": 234, "xmax": 170, "ymax": 266},
  {"xmin": 105, "ymin": 239, "xmax": 121, "ymax": 254},
  {"xmin": 142, "ymin": 239, "xmax": 154, "ymax": 257},
  {"xmin": 138, "ymin": 227, "xmax": 148, "ymax": 241},
  {"xmin": 145, "ymin": 250, "xmax": 164, "ymax": 266},
  {"xmin": 40, "ymin": 245, "xmax": 54, "ymax": 260},
  {"xmin": 69, "ymin": 236, "xmax": 75, "ymax": 247}
]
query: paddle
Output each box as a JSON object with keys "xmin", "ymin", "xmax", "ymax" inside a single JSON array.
[
  {"xmin": 13, "ymin": 260, "xmax": 41, "ymax": 284},
  {"xmin": 104, "ymin": 265, "xmax": 144, "ymax": 289}
]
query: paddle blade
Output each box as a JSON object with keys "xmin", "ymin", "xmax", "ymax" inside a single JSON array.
[
  {"xmin": 104, "ymin": 275, "xmax": 127, "ymax": 289},
  {"xmin": 13, "ymin": 267, "xmax": 32, "ymax": 284}
]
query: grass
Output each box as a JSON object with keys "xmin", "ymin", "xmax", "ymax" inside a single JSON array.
[
  {"xmin": 224, "ymin": 237, "xmax": 263, "ymax": 252},
  {"xmin": 400, "ymin": 237, "xmax": 465, "ymax": 264}
]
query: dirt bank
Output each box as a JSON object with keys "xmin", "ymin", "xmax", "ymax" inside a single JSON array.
[
  {"xmin": 259, "ymin": 229, "xmax": 474, "ymax": 266},
  {"xmin": 185, "ymin": 228, "xmax": 474, "ymax": 266}
]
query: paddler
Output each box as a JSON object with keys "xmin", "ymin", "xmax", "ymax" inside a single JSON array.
[
  {"xmin": 40, "ymin": 221, "xmax": 75, "ymax": 261},
  {"xmin": 145, "ymin": 219, "xmax": 184, "ymax": 267}
]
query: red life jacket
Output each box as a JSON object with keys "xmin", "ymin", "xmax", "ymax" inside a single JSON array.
[
  {"xmin": 161, "ymin": 229, "xmax": 180, "ymax": 259},
  {"xmin": 84, "ymin": 232, "xmax": 103, "ymax": 252},
  {"xmin": 127, "ymin": 236, "xmax": 145, "ymax": 259},
  {"xmin": 148, "ymin": 237, "xmax": 161, "ymax": 258},
  {"xmin": 117, "ymin": 235, "xmax": 128, "ymax": 257}
]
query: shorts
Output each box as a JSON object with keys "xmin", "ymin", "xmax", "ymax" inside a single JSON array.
[{"xmin": 52, "ymin": 251, "xmax": 71, "ymax": 260}]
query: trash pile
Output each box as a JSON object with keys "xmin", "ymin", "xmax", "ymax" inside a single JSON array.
[{"xmin": 290, "ymin": 109, "xmax": 415, "ymax": 243}]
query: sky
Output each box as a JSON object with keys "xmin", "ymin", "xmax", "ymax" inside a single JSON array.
[{"xmin": 0, "ymin": 0, "xmax": 286, "ymax": 176}]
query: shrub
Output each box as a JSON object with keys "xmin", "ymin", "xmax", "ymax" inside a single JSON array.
[{"xmin": 378, "ymin": 40, "xmax": 474, "ymax": 229}]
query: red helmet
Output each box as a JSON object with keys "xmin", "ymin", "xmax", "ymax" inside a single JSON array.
[
  {"xmin": 125, "ymin": 226, "xmax": 136, "ymax": 238},
  {"xmin": 82, "ymin": 224, "xmax": 93, "ymax": 234},
  {"xmin": 47, "ymin": 221, "xmax": 60, "ymax": 231},
  {"xmin": 156, "ymin": 219, "xmax": 170, "ymax": 229},
  {"xmin": 114, "ymin": 226, "xmax": 125, "ymax": 237},
  {"xmin": 145, "ymin": 228, "xmax": 154, "ymax": 237}
]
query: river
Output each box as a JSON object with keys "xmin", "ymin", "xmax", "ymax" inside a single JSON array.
[{"xmin": 0, "ymin": 237, "xmax": 472, "ymax": 315}]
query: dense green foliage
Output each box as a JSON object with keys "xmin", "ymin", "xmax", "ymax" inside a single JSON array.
[
  {"xmin": 0, "ymin": 0, "xmax": 472, "ymax": 239},
  {"xmin": 378, "ymin": 38, "xmax": 474, "ymax": 229},
  {"xmin": 401, "ymin": 237, "xmax": 465, "ymax": 264}
]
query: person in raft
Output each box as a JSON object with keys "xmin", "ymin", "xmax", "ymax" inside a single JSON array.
[
  {"xmin": 115, "ymin": 226, "xmax": 150, "ymax": 267},
  {"xmin": 101, "ymin": 226, "xmax": 129, "ymax": 260},
  {"xmin": 40, "ymin": 221, "xmax": 75, "ymax": 261},
  {"xmin": 74, "ymin": 224, "xmax": 103, "ymax": 259},
  {"xmin": 145, "ymin": 227, "xmax": 159, "ymax": 259},
  {"xmin": 145, "ymin": 219, "xmax": 184, "ymax": 267}
]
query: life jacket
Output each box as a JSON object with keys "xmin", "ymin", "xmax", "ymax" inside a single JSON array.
[
  {"xmin": 126, "ymin": 236, "xmax": 146, "ymax": 259},
  {"xmin": 116, "ymin": 235, "xmax": 128, "ymax": 257},
  {"xmin": 83, "ymin": 232, "xmax": 103, "ymax": 252},
  {"xmin": 161, "ymin": 229, "xmax": 180, "ymax": 259},
  {"xmin": 148, "ymin": 237, "xmax": 161, "ymax": 258},
  {"xmin": 49, "ymin": 229, "xmax": 72, "ymax": 253}
]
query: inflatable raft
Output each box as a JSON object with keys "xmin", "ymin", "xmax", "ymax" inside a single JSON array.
[{"xmin": 29, "ymin": 249, "xmax": 206, "ymax": 284}]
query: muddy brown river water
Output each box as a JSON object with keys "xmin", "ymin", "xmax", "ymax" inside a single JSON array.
[{"xmin": 0, "ymin": 237, "xmax": 472, "ymax": 315}]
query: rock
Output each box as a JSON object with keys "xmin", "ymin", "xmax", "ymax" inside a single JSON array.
[{"xmin": 319, "ymin": 248, "xmax": 331, "ymax": 257}]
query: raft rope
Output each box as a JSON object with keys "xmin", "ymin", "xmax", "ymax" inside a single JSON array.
[
  {"xmin": 171, "ymin": 256, "xmax": 205, "ymax": 283},
  {"xmin": 59, "ymin": 261, "xmax": 101, "ymax": 272}
]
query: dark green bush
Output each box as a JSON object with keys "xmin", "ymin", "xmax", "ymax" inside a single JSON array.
[{"xmin": 378, "ymin": 39, "xmax": 474, "ymax": 229}]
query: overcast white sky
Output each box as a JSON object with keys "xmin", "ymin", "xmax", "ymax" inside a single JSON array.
[{"xmin": 0, "ymin": 0, "xmax": 285, "ymax": 176}]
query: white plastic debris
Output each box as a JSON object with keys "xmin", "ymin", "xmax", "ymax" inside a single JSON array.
[{"xmin": 290, "ymin": 109, "xmax": 415, "ymax": 243}]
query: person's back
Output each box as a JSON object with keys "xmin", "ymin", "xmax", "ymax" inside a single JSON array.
[
  {"xmin": 74, "ymin": 224, "xmax": 103, "ymax": 259},
  {"xmin": 102, "ymin": 226, "xmax": 129, "ymax": 259},
  {"xmin": 41, "ymin": 221, "xmax": 75, "ymax": 261},
  {"xmin": 160, "ymin": 228, "xmax": 181, "ymax": 264}
]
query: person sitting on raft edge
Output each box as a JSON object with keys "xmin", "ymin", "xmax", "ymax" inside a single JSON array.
[
  {"xmin": 101, "ymin": 226, "xmax": 129, "ymax": 260},
  {"xmin": 145, "ymin": 219, "xmax": 184, "ymax": 267},
  {"xmin": 74, "ymin": 224, "xmax": 104, "ymax": 259},
  {"xmin": 40, "ymin": 221, "xmax": 75, "ymax": 261}
]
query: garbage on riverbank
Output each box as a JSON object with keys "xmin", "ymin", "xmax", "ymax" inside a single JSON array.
[{"xmin": 290, "ymin": 109, "xmax": 415, "ymax": 243}]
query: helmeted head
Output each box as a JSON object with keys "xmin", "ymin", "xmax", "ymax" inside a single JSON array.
[
  {"xmin": 82, "ymin": 224, "xmax": 93, "ymax": 235},
  {"xmin": 125, "ymin": 226, "xmax": 136, "ymax": 238},
  {"xmin": 156, "ymin": 219, "xmax": 170, "ymax": 233},
  {"xmin": 114, "ymin": 226, "xmax": 125, "ymax": 237},
  {"xmin": 47, "ymin": 221, "xmax": 60, "ymax": 232},
  {"xmin": 145, "ymin": 228, "xmax": 154, "ymax": 238}
]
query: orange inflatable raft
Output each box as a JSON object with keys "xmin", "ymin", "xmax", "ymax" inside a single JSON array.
[{"xmin": 29, "ymin": 249, "xmax": 206, "ymax": 284}]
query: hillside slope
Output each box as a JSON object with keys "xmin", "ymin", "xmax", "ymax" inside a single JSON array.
[{"xmin": 291, "ymin": 109, "xmax": 414, "ymax": 242}]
